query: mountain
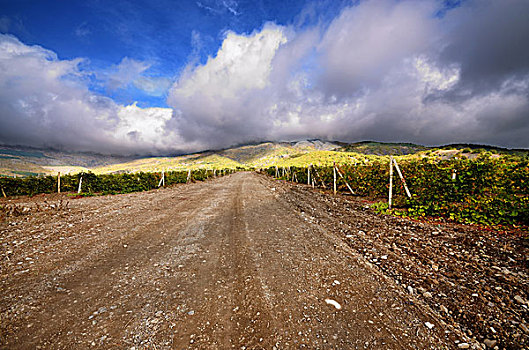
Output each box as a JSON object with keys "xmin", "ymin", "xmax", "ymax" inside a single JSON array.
[
  {"xmin": 339, "ymin": 141, "xmax": 428, "ymax": 155},
  {"xmin": 1, "ymin": 140, "xmax": 526, "ymax": 177},
  {"xmin": 0, "ymin": 145, "xmax": 135, "ymax": 177}
]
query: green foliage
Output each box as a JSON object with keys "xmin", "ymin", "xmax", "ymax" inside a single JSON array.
[
  {"xmin": 267, "ymin": 157, "xmax": 529, "ymax": 227},
  {"xmin": 0, "ymin": 168, "xmax": 235, "ymax": 197},
  {"xmin": 370, "ymin": 201, "xmax": 389, "ymax": 214}
]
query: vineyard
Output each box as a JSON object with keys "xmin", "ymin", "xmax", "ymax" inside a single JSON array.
[
  {"xmin": 2, "ymin": 153, "xmax": 528, "ymax": 229},
  {"xmin": 0, "ymin": 168, "xmax": 234, "ymax": 197},
  {"xmin": 266, "ymin": 156, "xmax": 529, "ymax": 228}
]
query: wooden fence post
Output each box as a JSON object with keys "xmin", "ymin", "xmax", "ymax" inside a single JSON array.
[
  {"xmin": 388, "ymin": 157, "xmax": 393, "ymax": 209},
  {"xmin": 1, "ymin": 187, "xmax": 6, "ymax": 198},
  {"xmin": 392, "ymin": 158, "xmax": 411, "ymax": 198},
  {"xmin": 334, "ymin": 165, "xmax": 355, "ymax": 195},
  {"xmin": 57, "ymin": 172, "xmax": 61, "ymax": 194},
  {"xmin": 77, "ymin": 176, "xmax": 83, "ymax": 194},
  {"xmin": 312, "ymin": 166, "xmax": 327, "ymax": 189},
  {"xmin": 307, "ymin": 165, "xmax": 311, "ymax": 185},
  {"xmin": 187, "ymin": 169, "xmax": 191, "ymax": 183},
  {"xmin": 333, "ymin": 162, "xmax": 337, "ymax": 195},
  {"xmin": 158, "ymin": 170, "xmax": 165, "ymax": 187}
]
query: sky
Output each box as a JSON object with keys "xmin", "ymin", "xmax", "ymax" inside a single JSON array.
[{"xmin": 0, "ymin": 0, "xmax": 528, "ymax": 155}]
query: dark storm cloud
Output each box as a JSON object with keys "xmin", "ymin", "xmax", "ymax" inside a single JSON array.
[{"xmin": 440, "ymin": 0, "xmax": 529, "ymax": 96}]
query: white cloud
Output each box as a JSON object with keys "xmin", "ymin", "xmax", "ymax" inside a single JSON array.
[
  {"xmin": 196, "ymin": 0, "xmax": 240, "ymax": 16},
  {"xmin": 98, "ymin": 57, "xmax": 172, "ymax": 97},
  {"xmin": 106, "ymin": 57, "xmax": 151, "ymax": 91},
  {"xmin": 75, "ymin": 22, "xmax": 91, "ymax": 38},
  {"xmin": 166, "ymin": 24, "xmax": 288, "ymax": 148},
  {"xmin": 133, "ymin": 76, "xmax": 172, "ymax": 97},
  {"xmin": 116, "ymin": 103, "xmax": 173, "ymax": 146},
  {"xmin": 171, "ymin": 24, "xmax": 287, "ymax": 100},
  {"xmin": 413, "ymin": 56, "xmax": 459, "ymax": 92},
  {"xmin": 0, "ymin": 34, "xmax": 183, "ymax": 155}
]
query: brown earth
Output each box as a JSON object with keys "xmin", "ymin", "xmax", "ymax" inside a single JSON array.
[{"xmin": 0, "ymin": 172, "xmax": 526, "ymax": 349}]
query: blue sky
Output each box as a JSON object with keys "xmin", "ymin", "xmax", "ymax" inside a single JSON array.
[{"xmin": 1, "ymin": 0, "xmax": 528, "ymax": 154}]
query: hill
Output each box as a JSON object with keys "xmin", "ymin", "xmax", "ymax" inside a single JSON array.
[
  {"xmin": 1, "ymin": 140, "xmax": 527, "ymax": 177},
  {"xmin": 0, "ymin": 145, "xmax": 135, "ymax": 177}
]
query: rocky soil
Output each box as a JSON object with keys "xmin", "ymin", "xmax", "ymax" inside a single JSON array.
[
  {"xmin": 279, "ymin": 178, "xmax": 528, "ymax": 349},
  {"xmin": 0, "ymin": 172, "xmax": 526, "ymax": 349}
]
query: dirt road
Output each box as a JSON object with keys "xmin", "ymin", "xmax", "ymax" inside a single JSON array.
[{"xmin": 2, "ymin": 172, "xmax": 464, "ymax": 349}]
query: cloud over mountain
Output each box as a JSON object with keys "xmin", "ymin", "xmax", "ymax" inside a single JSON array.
[{"xmin": 167, "ymin": 0, "xmax": 529, "ymax": 149}]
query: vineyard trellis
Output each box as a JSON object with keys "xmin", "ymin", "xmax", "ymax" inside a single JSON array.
[
  {"xmin": 0, "ymin": 168, "xmax": 236, "ymax": 197},
  {"xmin": 265, "ymin": 157, "xmax": 529, "ymax": 227}
]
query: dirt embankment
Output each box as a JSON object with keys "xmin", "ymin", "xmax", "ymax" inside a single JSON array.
[{"xmin": 1, "ymin": 172, "xmax": 526, "ymax": 349}]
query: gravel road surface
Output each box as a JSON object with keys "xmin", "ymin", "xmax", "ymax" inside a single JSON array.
[{"xmin": 2, "ymin": 172, "xmax": 466, "ymax": 349}]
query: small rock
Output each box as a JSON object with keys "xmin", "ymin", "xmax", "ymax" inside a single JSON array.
[
  {"xmin": 324, "ymin": 299, "xmax": 342, "ymax": 310},
  {"xmin": 423, "ymin": 292, "xmax": 433, "ymax": 298},
  {"xmin": 407, "ymin": 286, "xmax": 414, "ymax": 294},
  {"xmin": 381, "ymin": 255, "xmax": 388, "ymax": 260},
  {"xmin": 514, "ymin": 295, "xmax": 525, "ymax": 305},
  {"xmin": 425, "ymin": 322, "xmax": 435, "ymax": 329},
  {"xmin": 483, "ymin": 339, "xmax": 497, "ymax": 348},
  {"xmin": 520, "ymin": 323, "xmax": 529, "ymax": 334},
  {"xmin": 188, "ymin": 310, "xmax": 195, "ymax": 316},
  {"xmin": 457, "ymin": 343, "xmax": 470, "ymax": 349},
  {"xmin": 440, "ymin": 305, "xmax": 448, "ymax": 314}
]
